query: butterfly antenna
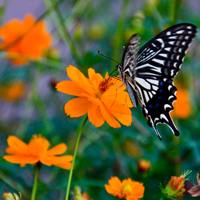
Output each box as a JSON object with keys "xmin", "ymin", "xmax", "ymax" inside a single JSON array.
[{"xmin": 98, "ymin": 51, "xmax": 120, "ymax": 65}]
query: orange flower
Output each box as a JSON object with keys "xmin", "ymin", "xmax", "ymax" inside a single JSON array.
[
  {"xmin": 105, "ymin": 176, "xmax": 145, "ymax": 200},
  {"xmin": 161, "ymin": 171, "xmax": 191, "ymax": 198},
  {"xmin": 0, "ymin": 14, "xmax": 52, "ymax": 66},
  {"xmin": 56, "ymin": 65, "xmax": 133, "ymax": 128},
  {"xmin": 0, "ymin": 81, "xmax": 26, "ymax": 101},
  {"xmin": 171, "ymin": 83, "xmax": 191, "ymax": 119},
  {"xmin": 3, "ymin": 135, "xmax": 73, "ymax": 170}
]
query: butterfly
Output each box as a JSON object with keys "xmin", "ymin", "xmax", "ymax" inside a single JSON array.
[{"xmin": 117, "ymin": 23, "xmax": 197, "ymax": 140}]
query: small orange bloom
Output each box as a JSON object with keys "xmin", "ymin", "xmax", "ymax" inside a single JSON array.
[
  {"xmin": 0, "ymin": 81, "xmax": 26, "ymax": 101},
  {"xmin": 171, "ymin": 83, "xmax": 191, "ymax": 119},
  {"xmin": 3, "ymin": 135, "xmax": 73, "ymax": 170},
  {"xmin": 56, "ymin": 65, "xmax": 133, "ymax": 128},
  {"xmin": 162, "ymin": 171, "xmax": 191, "ymax": 198},
  {"xmin": 0, "ymin": 14, "xmax": 52, "ymax": 66},
  {"xmin": 105, "ymin": 176, "xmax": 144, "ymax": 200}
]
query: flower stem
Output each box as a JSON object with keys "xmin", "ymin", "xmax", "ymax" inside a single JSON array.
[
  {"xmin": 170, "ymin": 0, "xmax": 183, "ymax": 25},
  {"xmin": 65, "ymin": 115, "xmax": 88, "ymax": 200},
  {"xmin": 43, "ymin": 0, "xmax": 83, "ymax": 67},
  {"xmin": 31, "ymin": 163, "xmax": 40, "ymax": 200}
]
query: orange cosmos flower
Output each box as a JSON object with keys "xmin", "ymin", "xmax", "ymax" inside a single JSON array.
[
  {"xmin": 56, "ymin": 65, "xmax": 133, "ymax": 128},
  {"xmin": 171, "ymin": 83, "xmax": 191, "ymax": 119},
  {"xmin": 0, "ymin": 81, "xmax": 26, "ymax": 101},
  {"xmin": 3, "ymin": 135, "xmax": 73, "ymax": 170},
  {"xmin": 0, "ymin": 14, "xmax": 52, "ymax": 66},
  {"xmin": 105, "ymin": 176, "xmax": 145, "ymax": 200}
]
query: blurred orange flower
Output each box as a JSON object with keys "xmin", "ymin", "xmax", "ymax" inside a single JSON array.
[
  {"xmin": 0, "ymin": 14, "xmax": 52, "ymax": 66},
  {"xmin": 0, "ymin": 81, "xmax": 26, "ymax": 101},
  {"xmin": 3, "ymin": 135, "xmax": 73, "ymax": 170},
  {"xmin": 105, "ymin": 176, "xmax": 144, "ymax": 200},
  {"xmin": 56, "ymin": 65, "xmax": 133, "ymax": 128},
  {"xmin": 171, "ymin": 83, "xmax": 191, "ymax": 119},
  {"xmin": 72, "ymin": 186, "xmax": 91, "ymax": 200}
]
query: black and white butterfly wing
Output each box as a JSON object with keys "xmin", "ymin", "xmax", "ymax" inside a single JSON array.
[{"xmin": 120, "ymin": 23, "xmax": 197, "ymax": 139}]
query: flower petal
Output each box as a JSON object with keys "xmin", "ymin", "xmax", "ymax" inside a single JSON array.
[
  {"xmin": 56, "ymin": 80, "xmax": 85, "ymax": 97},
  {"xmin": 64, "ymin": 97, "xmax": 90, "ymax": 117},
  {"xmin": 6, "ymin": 136, "xmax": 28, "ymax": 155},
  {"xmin": 40, "ymin": 155, "xmax": 73, "ymax": 166},
  {"xmin": 99, "ymin": 102, "xmax": 121, "ymax": 128},
  {"xmin": 105, "ymin": 177, "xmax": 122, "ymax": 196},
  {"xmin": 47, "ymin": 143, "xmax": 67, "ymax": 156},
  {"xmin": 113, "ymin": 112, "xmax": 132, "ymax": 126},
  {"xmin": 88, "ymin": 104, "xmax": 105, "ymax": 127},
  {"xmin": 3, "ymin": 155, "xmax": 39, "ymax": 164},
  {"xmin": 67, "ymin": 65, "xmax": 94, "ymax": 94}
]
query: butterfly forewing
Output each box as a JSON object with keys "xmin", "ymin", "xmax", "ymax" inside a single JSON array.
[
  {"xmin": 119, "ymin": 23, "xmax": 197, "ymax": 139},
  {"xmin": 136, "ymin": 23, "xmax": 197, "ymax": 78}
]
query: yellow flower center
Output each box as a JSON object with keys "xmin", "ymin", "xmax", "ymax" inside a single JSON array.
[
  {"xmin": 121, "ymin": 184, "xmax": 132, "ymax": 197},
  {"xmin": 96, "ymin": 78, "xmax": 114, "ymax": 99}
]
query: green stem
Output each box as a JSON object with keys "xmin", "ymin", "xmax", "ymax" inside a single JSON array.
[
  {"xmin": 170, "ymin": 0, "xmax": 183, "ymax": 25},
  {"xmin": 112, "ymin": 0, "xmax": 130, "ymax": 66},
  {"xmin": 43, "ymin": 0, "xmax": 83, "ymax": 67},
  {"xmin": 65, "ymin": 115, "xmax": 88, "ymax": 200},
  {"xmin": 31, "ymin": 163, "xmax": 40, "ymax": 200}
]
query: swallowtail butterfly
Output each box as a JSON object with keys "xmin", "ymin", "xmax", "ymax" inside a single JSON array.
[{"xmin": 117, "ymin": 23, "xmax": 197, "ymax": 140}]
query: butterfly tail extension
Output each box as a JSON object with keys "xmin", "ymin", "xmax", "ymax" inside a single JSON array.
[{"xmin": 148, "ymin": 118, "xmax": 162, "ymax": 140}]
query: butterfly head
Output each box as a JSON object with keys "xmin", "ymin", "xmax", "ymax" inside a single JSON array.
[{"xmin": 116, "ymin": 64, "xmax": 122, "ymax": 71}]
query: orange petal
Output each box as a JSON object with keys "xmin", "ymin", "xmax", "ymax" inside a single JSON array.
[
  {"xmin": 113, "ymin": 112, "xmax": 132, "ymax": 126},
  {"xmin": 28, "ymin": 135, "xmax": 50, "ymax": 156},
  {"xmin": 56, "ymin": 80, "xmax": 85, "ymax": 97},
  {"xmin": 64, "ymin": 97, "xmax": 90, "ymax": 117},
  {"xmin": 3, "ymin": 155, "xmax": 39, "ymax": 164},
  {"xmin": 102, "ymin": 97, "xmax": 132, "ymax": 115},
  {"xmin": 6, "ymin": 136, "xmax": 28, "ymax": 155},
  {"xmin": 40, "ymin": 155, "xmax": 73, "ymax": 166},
  {"xmin": 88, "ymin": 68, "xmax": 96, "ymax": 79},
  {"xmin": 55, "ymin": 162, "xmax": 72, "ymax": 170},
  {"xmin": 47, "ymin": 143, "xmax": 67, "ymax": 156},
  {"xmin": 99, "ymin": 102, "xmax": 121, "ymax": 128},
  {"xmin": 67, "ymin": 65, "xmax": 94, "ymax": 94},
  {"xmin": 105, "ymin": 177, "xmax": 122, "ymax": 195},
  {"xmin": 88, "ymin": 104, "xmax": 105, "ymax": 127}
]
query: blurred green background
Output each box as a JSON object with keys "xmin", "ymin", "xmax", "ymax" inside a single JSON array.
[{"xmin": 0, "ymin": 0, "xmax": 200, "ymax": 199}]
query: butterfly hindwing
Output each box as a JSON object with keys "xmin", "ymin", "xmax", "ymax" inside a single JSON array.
[
  {"xmin": 142, "ymin": 78, "xmax": 179, "ymax": 139},
  {"xmin": 118, "ymin": 23, "xmax": 197, "ymax": 139}
]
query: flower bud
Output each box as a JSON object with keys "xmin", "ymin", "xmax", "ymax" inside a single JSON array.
[
  {"xmin": 137, "ymin": 159, "xmax": 151, "ymax": 173},
  {"xmin": 72, "ymin": 186, "xmax": 90, "ymax": 200},
  {"xmin": 161, "ymin": 170, "xmax": 191, "ymax": 199}
]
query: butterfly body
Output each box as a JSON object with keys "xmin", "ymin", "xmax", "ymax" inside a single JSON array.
[{"xmin": 117, "ymin": 23, "xmax": 197, "ymax": 139}]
